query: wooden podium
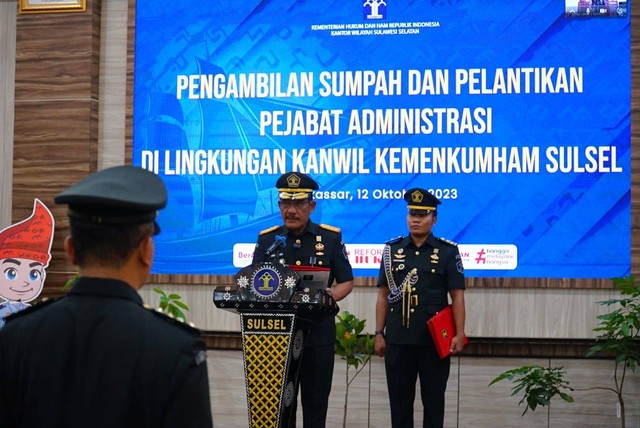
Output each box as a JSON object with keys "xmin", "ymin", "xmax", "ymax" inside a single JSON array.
[{"xmin": 213, "ymin": 262, "xmax": 338, "ymax": 428}]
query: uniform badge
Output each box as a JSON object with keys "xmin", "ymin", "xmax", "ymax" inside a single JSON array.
[
  {"xmin": 456, "ymin": 254, "xmax": 465, "ymax": 273},
  {"xmin": 315, "ymin": 243, "xmax": 324, "ymax": 251},
  {"xmin": 341, "ymin": 241, "xmax": 349, "ymax": 261},
  {"xmin": 398, "ymin": 264, "xmax": 405, "ymax": 271},
  {"xmin": 287, "ymin": 173, "xmax": 301, "ymax": 188},
  {"xmin": 438, "ymin": 237, "xmax": 458, "ymax": 246},
  {"xmin": 411, "ymin": 189, "xmax": 424, "ymax": 203},
  {"xmin": 194, "ymin": 350, "xmax": 207, "ymax": 366}
]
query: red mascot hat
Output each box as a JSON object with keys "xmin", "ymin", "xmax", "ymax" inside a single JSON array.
[{"xmin": 0, "ymin": 199, "xmax": 54, "ymax": 267}]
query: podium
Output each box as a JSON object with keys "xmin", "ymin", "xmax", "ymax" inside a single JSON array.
[{"xmin": 213, "ymin": 262, "xmax": 338, "ymax": 428}]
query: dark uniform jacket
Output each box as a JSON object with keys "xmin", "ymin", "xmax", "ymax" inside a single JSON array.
[
  {"xmin": 378, "ymin": 234, "xmax": 465, "ymax": 346},
  {"xmin": 0, "ymin": 277, "xmax": 213, "ymax": 428},
  {"xmin": 252, "ymin": 220, "xmax": 353, "ymax": 346}
]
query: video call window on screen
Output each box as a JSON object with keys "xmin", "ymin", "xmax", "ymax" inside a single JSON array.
[{"xmin": 565, "ymin": 0, "xmax": 628, "ymax": 17}]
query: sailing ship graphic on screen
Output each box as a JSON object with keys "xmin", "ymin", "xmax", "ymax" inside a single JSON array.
[{"xmin": 136, "ymin": 56, "xmax": 372, "ymax": 273}]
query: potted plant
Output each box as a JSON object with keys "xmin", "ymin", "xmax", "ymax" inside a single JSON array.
[
  {"xmin": 335, "ymin": 311, "xmax": 375, "ymax": 428},
  {"xmin": 153, "ymin": 288, "xmax": 190, "ymax": 321},
  {"xmin": 489, "ymin": 275, "xmax": 640, "ymax": 428}
]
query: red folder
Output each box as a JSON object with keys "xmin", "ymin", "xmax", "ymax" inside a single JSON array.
[{"xmin": 427, "ymin": 305, "xmax": 468, "ymax": 359}]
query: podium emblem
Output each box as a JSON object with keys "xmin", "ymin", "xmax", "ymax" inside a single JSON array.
[
  {"xmin": 233, "ymin": 261, "xmax": 299, "ymax": 303},
  {"xmin": 252, "ymin": 266, "xmax": 282, "ymax": 299}
]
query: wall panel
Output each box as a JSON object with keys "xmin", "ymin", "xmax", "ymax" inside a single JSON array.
[
  {"xmin": 0, "ymin": 1, "xmax": 17, "ymax": 230},
  {"xmin": 13, "ymin": 0, "xmax": 102, "ymax": 290}
]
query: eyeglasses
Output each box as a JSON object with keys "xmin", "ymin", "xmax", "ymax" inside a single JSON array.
[{"xmin": 278, "ymin": 200, "xmax": 310, "ymax": 210}]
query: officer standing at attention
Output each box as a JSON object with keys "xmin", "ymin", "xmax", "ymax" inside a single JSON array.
[
  {"xmin": 374, "ymin": 188, "xmax": 466, "ymax": 428},
  {"xmin": 252, "ymin": 171, "xmax": 354, "ymax": 428},
  {"xmin": 0, "ymin": 165, "xmax": 214, "ymax": 428}
]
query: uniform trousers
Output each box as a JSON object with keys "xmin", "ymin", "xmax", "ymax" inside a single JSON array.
[
  {"xmin": 384, "ymin": 343, "xmax": 451, "ymax": 428},
  {"xmin": 289, "ymin": 343, "xmax": 335, "ymax": 428}
]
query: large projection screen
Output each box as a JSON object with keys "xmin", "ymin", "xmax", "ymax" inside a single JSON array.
[{"xmin": 130, "ymin": 1, "xmax": 634, "ymax": 281}]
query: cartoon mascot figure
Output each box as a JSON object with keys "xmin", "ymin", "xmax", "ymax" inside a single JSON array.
[{"xmin": 0, "ymin": 199, "xmax": 54, "ymax": 328}]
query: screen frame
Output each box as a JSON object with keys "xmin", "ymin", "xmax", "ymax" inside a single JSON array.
[{"xmin": 124, "ymin": 0, "xmax": 639, "ymax": 289}]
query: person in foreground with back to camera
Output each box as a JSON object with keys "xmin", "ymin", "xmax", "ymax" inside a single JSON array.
[
  {"xmin": 375, "ymin": 187, "xmax": 466, "ymax": 428},
  {"xmin": 0, "ymin": 165, "xmax": 214, "ymax": 428},
  {"xmin": 251, "ymin": 171, "xmax": 354, "ymax": 428}
]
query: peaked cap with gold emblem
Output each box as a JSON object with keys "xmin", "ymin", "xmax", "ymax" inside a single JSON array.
[
  {"xmin": 275, "ymin": 171, "xmax": 319, "ymax": 200},
  {"xmin": 404, "ymin": 187, "xmax": 441, "ymax": 214}
]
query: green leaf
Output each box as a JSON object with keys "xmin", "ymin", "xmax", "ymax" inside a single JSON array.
[
  {"xmin": 170, "ymin": 307, "xmax": 186, "ymax": 320},
  {"xmin": 621, "ymin": 323, "xmax": 630, "ymax": 337},
  {"xmin": 173, "ymin": 300, "xmax": 190, "ymax": 311},
  {"xmin": 153, "ymin": 288, "xmax": 167, "ymax": 297},
  {"xmin": 63, "ymin": 273, "xmax": 79, "ymax": 290}
]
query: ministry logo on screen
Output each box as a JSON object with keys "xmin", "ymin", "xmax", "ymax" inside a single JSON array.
[{"xmin": 363, "ymin": 0, "xmax": 387, "ymax": 20}]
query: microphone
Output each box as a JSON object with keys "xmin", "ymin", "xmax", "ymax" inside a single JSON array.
[{"xmin": 265, "ymin": 234, "xmax": 287, "ymax": 256}]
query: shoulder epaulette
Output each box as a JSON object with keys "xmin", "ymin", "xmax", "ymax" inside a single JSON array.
[
  {"xmin": 438, "ymin": 237, "xmax": 458, "ymax": 247},
  {"xmin": 319, "ymin": 223, "xmax": 341, "ymax": 233},
  {"xmin": 4, "ymin": 297, "xmax": 58, "ymax": 321},
  {"xmin": 385, "ymin": 236, "xmax": 404, "ymax": 245},
  {"xmin": 259, "ymin": 225, "xmax": 280, "ymax": 236},
  {"xmin": 143, "ymin": 304, "xmax": 202, "ymax": 333}
]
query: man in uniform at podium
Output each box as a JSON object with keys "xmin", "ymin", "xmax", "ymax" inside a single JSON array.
[
  {"xmin": 252, "ymin": 171, "xmax": 354, "ymax": 428},
  {"xmin": 374, "ymin": 188, "xmax": 466, "ymax": 428}
]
